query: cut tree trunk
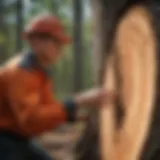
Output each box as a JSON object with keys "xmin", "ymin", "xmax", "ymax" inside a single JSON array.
[
  {"xmin": 76, "ymin": 1, "xmax": 158, "ymax": 160},
  {"xmin": 100, "ymin": 5, "xmax": 157, "ymax": 160}
]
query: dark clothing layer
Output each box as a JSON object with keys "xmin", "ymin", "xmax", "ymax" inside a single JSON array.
[{"xmin": 0, "ymin": 131, "xmax": 53, "ymax": 160}]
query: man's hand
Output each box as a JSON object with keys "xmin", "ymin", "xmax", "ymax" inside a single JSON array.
[{"xmin": 74, "ymin": 88, "xmax": 116, "ymax": 108}]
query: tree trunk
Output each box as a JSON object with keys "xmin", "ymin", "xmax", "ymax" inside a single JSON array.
[
  {"xmin": 100, "ymin": 6, "xmax": 156, "ymax": 160},
  {"xmin": 0, "ymin": 0, "xmax": 10, "ymax": 63},
  {"xmin": 76, "ymin": 1, "xmax": 158, "ymax": 160},
  {"xmin": 75, "ymin": 0, "xmax": 109, "ymax": 159},
  {"xmin": 16, "ymin": 0, "xmax": 23, "ymax": 52},
  {"xmin": 92, "ymin": 0, "xmax": 112, "ymax": 84},
  {"xmin": 73, "ymin": 0, "xmax": 83, "ymax": 92}
]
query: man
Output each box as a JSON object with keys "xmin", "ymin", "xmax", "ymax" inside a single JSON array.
[{"xmin": 0, "ymin": 14, "xmax": 113, "ymax": 160}]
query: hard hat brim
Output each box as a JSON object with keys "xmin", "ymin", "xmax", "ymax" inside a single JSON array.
[{"xmin": 22, "ymin": 29, "xmax": 72, "ymax": 45}]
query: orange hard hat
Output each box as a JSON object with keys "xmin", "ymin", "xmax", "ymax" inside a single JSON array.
[{"xmin": 23, "ymin": 14, "xmax": 71, "ymax": 44}]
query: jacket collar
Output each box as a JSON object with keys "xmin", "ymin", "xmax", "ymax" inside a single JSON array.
[{"xmin": 19, "ymin": 51, "xmax": 53, "ymax": 77}]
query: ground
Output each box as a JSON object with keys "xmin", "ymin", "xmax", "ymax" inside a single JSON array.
[{"xmin": 39, "ymin": 123, "xmax": 83, "ymax": 160}]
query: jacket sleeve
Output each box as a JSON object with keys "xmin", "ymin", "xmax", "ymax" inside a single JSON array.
[
  {"xmin": 7, "ymin": 71, "xmax": 69, "ymax": 134},
  {"xmin": 42, "ymin": 81, "xmax": 77, "ymax": 123}
]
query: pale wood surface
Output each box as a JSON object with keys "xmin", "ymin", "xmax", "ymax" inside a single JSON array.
[{"xmin": 100, "ymin": 6, "xmax": 156, "ymax": 160}]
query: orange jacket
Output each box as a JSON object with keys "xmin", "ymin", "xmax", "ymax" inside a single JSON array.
[{"xmin": 0, "ymin": 53, "xmax": 76, "ymax": 137}]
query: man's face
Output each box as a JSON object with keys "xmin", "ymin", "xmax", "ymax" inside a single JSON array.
[{"xmin": 27, "ymin": 32, "xmax": 62, "ymax": 64}]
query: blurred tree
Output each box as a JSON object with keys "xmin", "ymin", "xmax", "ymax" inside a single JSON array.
[
  {"xmin": 16, "ymin": 0, "xmax": 24, "ymax": 51},
  {"xmin": 73, "ymin": 0, "xmax": 84, "ymax": 92},
  {"xmin": 75, "ymin": 0, "xmax": 110, "ymax": 159},
  {"xmin": 0, "ymin": 0, "xmax": 15, "ymax": 63},
  {"xmin": 83, "ymin": 21, "xmax": 93, "ymax": 89}
]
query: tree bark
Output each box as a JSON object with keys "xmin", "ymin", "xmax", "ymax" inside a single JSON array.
[{"xmin": 75, "ymin": 0, "xmax": 109, "ymax": 159}]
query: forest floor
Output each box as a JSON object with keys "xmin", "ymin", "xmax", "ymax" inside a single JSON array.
[{"xmin": 39, "ymin": 123, "xmax": 84, "ymax": 160}]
